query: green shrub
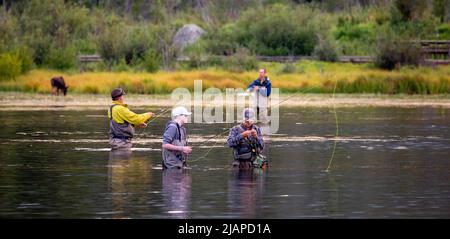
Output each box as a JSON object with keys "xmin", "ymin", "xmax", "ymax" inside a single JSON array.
[
  {"xmin": 183, "ymin": 42, "xmax": 207, "ymax": 69},
  {"xmin": 112, "ymin": 59, "xmax": 130, "ymax": 72},
  {"xmin": 232, "ymin": 4, "xmax": 317, "ymax": 56},
  {"xmin": 203, "ymin": 24, "xmax": 240, "ymax": 56},
  {"xmin": 374, "ymin": 34, "xmax": 422, "ymax": 70},
  {"xmin": 222, "ymin": 48, "xmax": 258, "ymax": 72},
  {"xmin": 314, "ymin": 35, "xmax": 339, "ymax": 62},
  {"xmin": 96, "ymin": 21, "xmax": 128, "ymax": 66},
  {"xmin": 0, "ymin": 11, "xmax": 18, "ymax": 53},
  {"xmin": 205, "ymin": 55, "xmax": 223, "ymax": 67},
  {"xmin": 142, "ymin": 50, "xmax": 161, "ymax": 73},
  {"xmin": 27, "ymin": 33, "xmax": 52, "ymax": 66},
  {"xmin": 123, "ymin": 26, "xmax": 156, "ymax": 65},
  {"xmin": 14, "ymin": 47, "xmax": 34, "ymax": 73},
  {"xmin": 278, "ymin": 63, "xmax": 297, "ymax": 74},
  {"xmin": 0, "ymin": 53, "xmax": 22, "ymax": 80},
  {"xmin": 334, "ymin": 22, "xmax": 374, "ymax": 41},
  {"xmin": 333, "ymin": 22, "xmax": 375, "ymax": 55},
  {"xmin": 45, "ymin": 45, "xmax": 77, "ymax": 70},
  {"xmin": 436, "ymin": 24, "xmax": 450, "ymax": 39},
  {"xmin": 433, "ymin": 0, "xmax": 450, "ymax": 22},
  {"xmin": 392, "ymin": 0, "xmax": 428, "ymax": 22}
]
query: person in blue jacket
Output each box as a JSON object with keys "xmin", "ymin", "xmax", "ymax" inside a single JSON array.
[{"xmin": 246, "ymin": 69, "xmax": 271, "ymax": 122}]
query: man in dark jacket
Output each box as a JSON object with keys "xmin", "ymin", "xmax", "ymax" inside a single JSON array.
[
  {"xmin": 227, "ymin": 108, "xmax": 266, "ymax": 169},
  {"xmin": 246, "ymin": 69, "xmax": 271, "ymax": 122}
]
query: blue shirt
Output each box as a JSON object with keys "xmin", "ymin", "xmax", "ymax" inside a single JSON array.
[
  {"xmin": 163, "ymin": 121, "xmax": 182, "ymax": 145},
  {"xmin": 247, "ymin": 77, "xmax": 272, "ymax": 97}
]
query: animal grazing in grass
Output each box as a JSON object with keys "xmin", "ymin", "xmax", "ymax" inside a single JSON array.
[{"xmin": 50, "ymin": 76, "xmax": 68, "ymax": 96}]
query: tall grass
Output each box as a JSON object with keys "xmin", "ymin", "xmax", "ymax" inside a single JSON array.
[{"xmin": 0, "ymin": 61, "xmax": 449, "ymax": 94}]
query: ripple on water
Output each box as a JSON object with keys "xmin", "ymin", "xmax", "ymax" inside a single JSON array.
[
  {"xmin": 393, "ymin": 146, "xmax": 409, "ymax": 150},
  {"xmin": 74, "ymin": 147, "xmax": 161, "ymax": 152}
]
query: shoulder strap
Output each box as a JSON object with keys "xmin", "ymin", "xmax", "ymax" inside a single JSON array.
[
  {"xmin": 109, "ymin": 104, "xmax": 118, "ymax": 120},
  {"xmin": 175, "ymin": 123, "xmax": 182, "ymax": 141}
]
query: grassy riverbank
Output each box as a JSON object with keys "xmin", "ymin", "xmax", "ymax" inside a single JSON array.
[
  {"xmin": 1, "ymin": 92, "xmax": 449, "ymax": 111},
  {"xmin": 0, "ymin": 61, "xmax": 450, "ymax": 95}
]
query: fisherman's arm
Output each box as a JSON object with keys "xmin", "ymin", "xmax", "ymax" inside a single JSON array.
[
  {"xmin": 227, "ymin": 127, "xmax": 243, "ymax": 147},
  {"xmin": 117, "ymin": 107, "xmax": 152, "ymax": 125},
  {"xmin": 163, "ymin": 144, "xmax": 191, "ymax": 154},
  {"xmin": 251, "ymin": 128, "xmax": 264, "ymax": 149},
  {"xmin": 246, "ymin": 80, "xmax": 258, "ymax": 92},
  {"xmin": 162, "ymin": 125, "xmax": 191, "ymax": 153}
]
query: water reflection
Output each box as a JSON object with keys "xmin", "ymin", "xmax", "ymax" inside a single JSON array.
[
  {"xmin": 259, "ymin": 122, "xmax": 271, "ymax": 160},
  {"xmin": 162, "ymin": 169, "xmax": 192, "ymax": 218},
  {"xmin": 1, "ymin": 107, "xmax": 449, "ymax": 218},
  {"xmin": 108, "ymin": 149, "xmax": 152, "ymax": 218},
  {"xmin": 228, "ymin": 169, "xmax": 267, "ymax": 218}
]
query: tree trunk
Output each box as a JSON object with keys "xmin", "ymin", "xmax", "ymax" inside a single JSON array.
[
  {"xmin": 125, "ymin": 0, "xmax": 132, "ymax": 15},
  {"xmin": 195, "ymin": 0, "xmax": 211, "ymax": 25}
]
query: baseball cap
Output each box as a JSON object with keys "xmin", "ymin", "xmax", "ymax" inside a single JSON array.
[
  {"xmin": 243, "ymin": 108, "xmax": 256, "ymax": 121},
  {"xmin": 172, "ymin": 106, "xmax": 192, "ymax": 118},
  {"xmin": 111, "ymin": 88, "xmax": 126, "ymax": 99}
]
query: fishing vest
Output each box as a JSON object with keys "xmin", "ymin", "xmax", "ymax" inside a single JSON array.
[
  {"xmin": 162, "ymin": 121, "xmax": 188, "ymax": 169},
  {"xmin": 109, "ymin": 104, "xmax": 135, "ymax": 139},
  {"xmin": 233, "ymin": 124, "xmax": 261, "ymax": 161}
]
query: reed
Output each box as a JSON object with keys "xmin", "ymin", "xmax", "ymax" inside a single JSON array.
[{"xmin": 1, "ymin": 61, "xmax": 449, "ymax": 94}]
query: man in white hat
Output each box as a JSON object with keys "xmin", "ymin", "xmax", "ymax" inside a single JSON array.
[{"xmin": 162, "ymin": 106, "xmax": 192, "ymax": 169}]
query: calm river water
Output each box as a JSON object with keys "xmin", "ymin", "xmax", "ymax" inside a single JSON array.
[{"xmin": 0, "ymin": 106, "xmax": 449, "ymax": 218}]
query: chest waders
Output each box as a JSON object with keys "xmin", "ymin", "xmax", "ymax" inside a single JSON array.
[
  {"xmin": 162, "ymin": 122, "xmax": 188, "ymax": 169},
  {"xmin": 247, "ymin": 138, "xmax": 269, "ymax": 169},
  {"xmin": 109, "ymin": 104, "xmax": 134, "ymax": 140},
  {"xmin": 235, "ymin": 125, "xmax": 268, "ymax": 169}
]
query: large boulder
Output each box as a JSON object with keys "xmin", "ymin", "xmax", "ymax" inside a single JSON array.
[{"xmin": 172, "ymin": 24, "xmax": 206, "ymax": 52}]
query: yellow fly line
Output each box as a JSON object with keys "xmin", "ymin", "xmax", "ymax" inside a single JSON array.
[{"xmin": 325, "ymin": 74, "xmax": 339, "ymax": 172}]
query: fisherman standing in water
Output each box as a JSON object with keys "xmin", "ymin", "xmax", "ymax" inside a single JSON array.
[
  {"xmin": 108, "ymin": 88, "xmax": 154, "ymax": 150},
  {"xmin": 227, "ymin": 108, "xmax": 267, "ymax": 169},
  {"xmin": 247, "ymin": 68, "xmax": 272, "ymax": 123},
  {"xmin": 162, "ymin": 107, "xmax": 192, "ymax": 169}
]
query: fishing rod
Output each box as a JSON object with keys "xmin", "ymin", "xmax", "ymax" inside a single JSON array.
[
  {"xmin": 193, "ymin": 89, "xmax": 312, "ymax": 155},
  {"xmin": 136, "ymin": 100, "xmax": 191, "ymax": 135},
  {"xmin": 190, "ymin": 85, "xmax": 324, "ymax": 162},
  {"xmin": 137, "ymin": 86, "xmax": 313, "ymax": 137},
  {"xmin": 136, "ymin": 106, "xmax": 173, "ymax": 135},
  {"xmin": 324, "ymin": 75, "xmax": 339, "ymax": 173},
  {"xmin": 148, "ymin": 107, "xmax": 172, "ymax": 124}
]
